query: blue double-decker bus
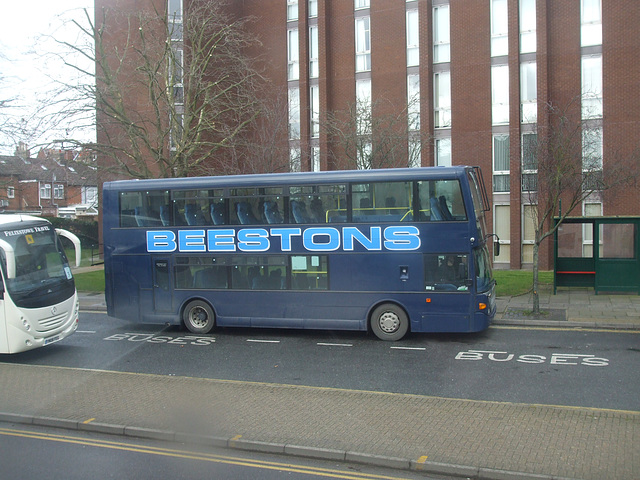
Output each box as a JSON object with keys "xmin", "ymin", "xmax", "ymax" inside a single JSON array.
[{"xmin": 102, "ymin": 167, "xmax": 496, "ymax": 340}]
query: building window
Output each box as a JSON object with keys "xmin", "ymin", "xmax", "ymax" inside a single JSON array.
[
  {"xmin": 288, "ymin": 87, "xmax": 301, "ymax": 140},
  {"xmin": 433, "ymin": 5, "xmax": 450, "ymax": 63},
  {"xmin": 167, "ymin": 0, "xmax": 182, "ymax": 40},
  {"xmin": 288, "ymin": 28, "xmax": 299, "ymax": 81},
  {"xmin": 355, "ymin": 0, "xmax": 370, "ymax": 9},
  {"xmin": 82, "ymin": 186, "xmax": 98, "ymax": 205},
  {"xmin": 491, "ymin": 65, "xmax": 509, "ymax": 125},
  {"xmin": 309, "ymin": 26, "xmax": 319, "ymax": 78},
  {"xmin": 582, "ymin": 127, "xmax": 603, "ymax": 173},
  {"xmin": 522, "ymin": 204, "xmax": 536, "ymax": 263},
  {"xmin": 287, "ymin": 0, "xmax": 298, "ymax": 21},
  {"xmin": 493, "ymin": 135, "xmax": 510, "ymax": 193},
  {"xmin": 54, "ymin": 184, "xmax": 65, "ymax": 200},
  {"xmin": 581, "ymin": 0, "xmax": 602, "ymax": 47},
  {"xmin": 356, "ymin": 79, "xmax": 372, "ymax": 136},
  {"xmin": 407, "ymin": 74, "xmax": 420, "ymax": 131},
  {"xmin": 310, "ymin": 85, "xmax": 320, "ymax": 138},
  {"xmin": 408, "ymin": 138, "xmax": 421, "ymax": 168},
  {"xmin": 494, "ymin": 204, "xmax": 511, "ymax": 263},
  {"xmin": 582, "ymin": 55, "xmax": 602, "ymax": 119},
  {"xmin": 40, "ymin": 184, "xmax": 51, "ymax": 199},
  {"xmin": 435, "ymin": 137, "xmax": 452, "ymax": 167},
  {"xmin": 7, "ymin": 187, "xmax": 14, "ymax": 199},
  {"xmin": 406, "ymin": 9, "xmax": 419, "ymax": 67},
  {"xmin": 170, "ymin": 48, "xmax": 184, "ymax": 105},
  {"xmin": 491, "ymin": 0, "xmax": 508, "ymax": 57},
  {"xmin": 355, "ymin": 16, "xmax": 371, "ymax": 72},
  {"xmin": 311, "ymin": 146, "xmax": 320, "ymax": 172},
  {"xmin": 308, "ymin": 0, "xmax": 318, "ymax": 18},
  {"xmin": 290, "ymin": 147, "xmax": 301, "ymax": 172},
  {"xmin": 521, "ymin": 132, "xmax": 538, "ymax": 192},
  {"xmin": 434, "ymin": 71, "xmax": 451, "ymax": 128},
  {"xmin": 519, "ymin": 0, "xmax": 536, "ymax": 54},
  {"xmin": 520, "ymin": 62, "xmax": 537, "ymax": 123}
]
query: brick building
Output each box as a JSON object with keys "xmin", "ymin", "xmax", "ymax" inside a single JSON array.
[
  {"xmin": 0, "ymin": 145, "xmax": 99, "ymax": 220},
  {"xmin": 95, "ymin": 0, "xmax": 640, "ymax": 269}
]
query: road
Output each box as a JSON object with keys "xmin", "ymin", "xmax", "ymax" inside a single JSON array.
[
  {"xmin": 3, "ymin": 312, "xmax": 638, "ymax": 411},
  {"xmin": 0, "ymin": 423, "xmax": 444, "ymax": 480}
]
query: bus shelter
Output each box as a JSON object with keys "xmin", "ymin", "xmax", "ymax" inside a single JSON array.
[{"xmin": 554, "ymin": 216, "xmax": 640, "ymax": 294}]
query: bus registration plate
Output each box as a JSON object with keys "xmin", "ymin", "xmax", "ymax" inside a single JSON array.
[{"xmin": 44, "ymin": 335, "xmax": 62, "ymax": 346}]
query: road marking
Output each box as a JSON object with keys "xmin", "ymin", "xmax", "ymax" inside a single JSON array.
[
  {"xmin": 415, "ymin": 455, "xmax": 429, "ymax": 470},
  {"xmin": 76, "ymin": 330, "xmax": 97, "ymax": 334},
  {"xmin": 83, "ymin": 418, "xmax": 95, "ymax": 424},
  {"xmin": 317, "ymin": 342, "xmax": 353, "ymax": 347},
  {"xmin": 491, "ymin": 325, "xmax": 640, "ymax": 334},
  {"xmin": 390, "ymin": 346, "xmax": 426, "ymax": 351},
  {"xmin": 246, "ymin": 339, "xmax": 280, "ymax": 344},
  {"xmin": 0, "ymin": 427, "xmax": 410, "ymax": 480}
]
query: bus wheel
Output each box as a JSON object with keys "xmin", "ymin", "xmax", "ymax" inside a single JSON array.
[
  {"xmin": 370, "ymin": 304, "xmax": 408, "ymax": 341},
  {"xmin": 182, "ymin": 300, "xmax": 215, "ymax": 334}
]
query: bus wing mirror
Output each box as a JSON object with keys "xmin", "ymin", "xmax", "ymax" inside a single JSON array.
[
  {"xmin": 494, "ymin": 241, "xmax": 500, "ymax": 257},
  {"xmin": 56, "ymin": 229, "xmax": 82, "ymax": 268},
  {"xmin": 0, "ymin": 238, "xmax": 16, "ymax": 279}
]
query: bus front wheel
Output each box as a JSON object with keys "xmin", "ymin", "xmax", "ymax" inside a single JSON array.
[
  {"xmin": 182, "ymin": 300, "xmax": 215, "ymax": 334},
  {"xmin": 370, "ymin": 303, "xmax": 408, "ymax": 341}
]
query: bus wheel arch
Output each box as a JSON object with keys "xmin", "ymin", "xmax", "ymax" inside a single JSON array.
[
  {"xmin": 369, "ymin": 302, "xmax": 409, "ymax": 341},
  {"xmin": 182, "ymin": 298, "xmax": 216, "ymax": 334}
]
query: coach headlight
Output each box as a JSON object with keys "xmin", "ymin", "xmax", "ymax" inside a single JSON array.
[{"xmin": 22, "ymin": 318, "xmax": 31, "ymax": 331}]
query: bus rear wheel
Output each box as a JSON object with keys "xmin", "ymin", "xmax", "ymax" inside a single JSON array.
[
  {"xmin": 370, "ymin": 303, "xmax": 408, "ymax": 341},
  {"xmin": 183, "ymin": 300, "xmax": 215, "ymax": 334}
]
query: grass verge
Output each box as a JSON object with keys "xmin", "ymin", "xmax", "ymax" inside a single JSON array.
[{"xmin": 73, "ymin": 267, "xmax": 553, "ymax": 297}]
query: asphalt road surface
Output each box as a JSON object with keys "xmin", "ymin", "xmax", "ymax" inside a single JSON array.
[{"xmin": 2, "ymin": 312, "xmax": 638, "ymax": 411}]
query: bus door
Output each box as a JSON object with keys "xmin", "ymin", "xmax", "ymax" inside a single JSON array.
[
  {"xmin": 152, "ymin": 258, "xmax": 173, "ymax": 312},
  {"xmin": 422, "ymin": 254, "xmax": 473, "ymax": 332}
]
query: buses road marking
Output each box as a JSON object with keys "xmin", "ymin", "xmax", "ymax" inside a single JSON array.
[
  {"xmin": 246, "ymin": 339, "xmax": 281, "ymax": 343},
  {"xmin": 390, "ymin": 346, "xmax": 426, "ymax": 351},
  {"xmin": 317, "ymin": 342, "xmax": 353, "ymax": 347}
]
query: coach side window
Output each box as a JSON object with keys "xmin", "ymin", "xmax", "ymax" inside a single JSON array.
[
  {"xmin": 120, "ymin": 191, "xmax": 169, "ymax": 227},
  {"xmin": 351, "ymin": 182, "xmax": 413, "ymax": 222},
  {"xmin": 417, "ymin": 180, "xmax": 467, "ymax": 221}
]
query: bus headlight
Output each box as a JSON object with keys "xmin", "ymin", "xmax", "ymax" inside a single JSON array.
[{"xmin": 22, "ymin": 318, "xmax": 31, "ymax": 331}]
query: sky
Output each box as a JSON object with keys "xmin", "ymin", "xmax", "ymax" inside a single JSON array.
[{"xmin": 0, "ymin": 1, "xmax": 94, "ymax": 155}]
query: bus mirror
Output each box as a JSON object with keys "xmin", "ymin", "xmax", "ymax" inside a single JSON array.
[
  {"xmin": 56, "ymin": 229, "xmax": 82, "ymax": 267},
  {"xmin": 0, "ymin": 279, "xmax": 4, "ymax": 299},
  {"xmin": 0, "ymin": 238, "xmax": 16, "ymax": 279},
  {"xmin": 494, "ymin": 241, "xmax": 500, "ymax": 257}
]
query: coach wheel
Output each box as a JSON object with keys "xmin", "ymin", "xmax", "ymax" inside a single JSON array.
[
  {"xmin": 370, "ymin": 303, "xmax": 408, "ymax": 341},
  {"xmin": 183, "ymin": 300, "xmax": 215, "ymax": 334}
]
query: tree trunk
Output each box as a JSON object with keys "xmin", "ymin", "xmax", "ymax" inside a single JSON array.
[{"xmin": 532, "ymin": 240, "xmax": 540, "ymax": 314}]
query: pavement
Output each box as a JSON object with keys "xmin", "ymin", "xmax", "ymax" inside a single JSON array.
[{"xmin": 1, "ymin": 267, "xmax": 639, "ymax": 480}]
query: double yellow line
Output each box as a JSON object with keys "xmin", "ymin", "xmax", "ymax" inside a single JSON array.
[{"xmin": 0, "ymin": 427, "xmax": 413, "ymax": 480}]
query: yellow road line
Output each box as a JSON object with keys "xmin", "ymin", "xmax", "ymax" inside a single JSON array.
[{"xmin": 0, "ymin": 427, "xmax": 413, "ymax": 480}]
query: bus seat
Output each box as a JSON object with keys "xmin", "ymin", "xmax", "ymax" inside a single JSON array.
[
  {"xmin": 210, "ymin": 202, "xmax": 226, "ymax": 225},
  {"xmin": 310, "ymin": 198, "xmax": 325, "ymax": 223},
  {"xmin": 185, "ymin": 204, "xmax": 206, "ymax": 225},
  {"xmin": 429, "ymin": 196, "xmax": 444, "ymax": 221},
  {"xmin": 236, "ymin": 201, "xmax": 259, "ymax": 225},
  {"xmin": 264, "ymin": 201, "xmax": 283, "ymax": 224},
  {"xmin": 135, "ymin": 206, "xmax": 161, "ymax": 227},
  {"xmin": 291, "ymin": 200, "xmax": 311, "ymax": 223},
  {"xmin": 160, "ymin": 205, "xmax": 171, "ymax": 226},
  {"xmin": 439, "ymin": 195, "xmax": 454, "ymax": 220}
]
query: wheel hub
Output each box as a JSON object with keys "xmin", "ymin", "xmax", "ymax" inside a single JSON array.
[{"xmin": 378, "ymin": 311, "xmax": 400, "ymax": 333}]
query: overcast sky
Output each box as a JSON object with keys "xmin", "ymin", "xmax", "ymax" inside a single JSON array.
[{"xmin": 0, "ymin": 1, "xmax": 94, "ymax": 155}]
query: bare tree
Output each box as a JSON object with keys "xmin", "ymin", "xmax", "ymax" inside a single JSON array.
[
  {"xmin": 47, "ymin": 0, "xmax": 266, "ymax": 179},
  {"xmin": 524, "ymin": 100, "xmax": 638, "ymax": 314},
  {"xmin": 324, "ymin": 96, "xmax": 428, "ymax": 170}
]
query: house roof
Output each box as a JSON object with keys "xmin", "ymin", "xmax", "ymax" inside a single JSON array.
[{"xmin": 0, "ymin": 149, "xmax": 97, "ymax": 187}]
